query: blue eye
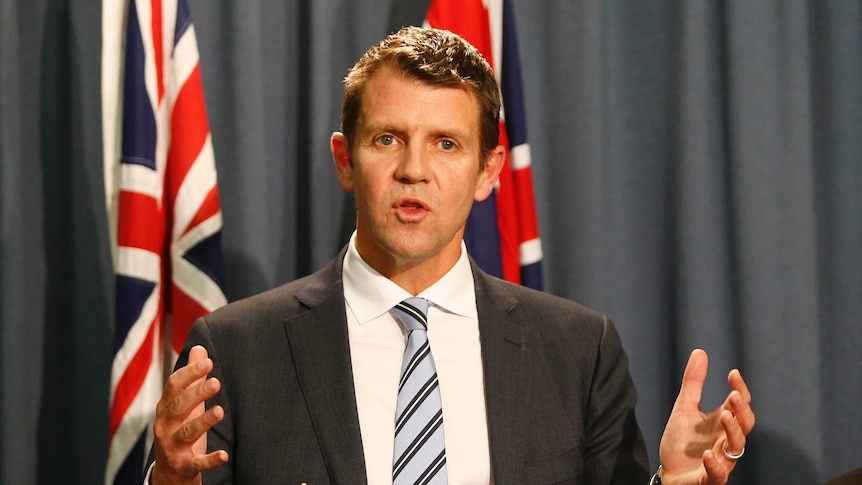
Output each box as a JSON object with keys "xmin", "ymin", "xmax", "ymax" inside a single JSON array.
[
  {"xmin": 379, "ymin": 135, "xmax": 395, "ymax": 145},
  {"xmin": 440, "ymin": 140, "xmax": 456, "ymax": 150}
]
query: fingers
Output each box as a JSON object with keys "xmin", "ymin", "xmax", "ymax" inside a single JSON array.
[
  {"xmin": 159, "ymin": 348, "xmax": 218, "ymax": 418},
  {"xmin": 191, "ymin": 449, "xmax": 230, "ymax": 472},
  {"xmin": 155, "ymin": 345, "xmax": 224, "ymax": 449},
  {"xmin": 702, "ymin": 448, "xmax": 731, "ymax": 485},
  {"xmin": 721, "ymin": 369, "xmax": 755, "ymax": 437},
  {"xmin": 152, "ymin": 345, "xmax": 228, "ymax": 483},
  {"xmin": 720, "ymin": 408, "xmax": 747, "ymax": 455},
  {"xmin": 167, "ymin": 346, "xmax": 213, "ymax": 397},
  {"xmin": 153, "ymin": 444, "xmax": 229, "ymax": 483},
  {"xmin": 721, "ymin": 387, "xmax": 755, "ymax": 454},
  {"xmin": 188, "ymin": 344, "xmax": 209, "ymax": 367},
  {"xmin": 729, "ymin": 386, "xmax": 756, "ymax": 433},
  {"xmin": 171, "ymin": 388, "xmax": 223, "ymax": 446},
  {"xmin": 675, "ymin": 348, "xmax": 709, "ymax": 407},
  {"xmin": 728, "ymin": 368, "xmax": 752, "ymax": 404}
]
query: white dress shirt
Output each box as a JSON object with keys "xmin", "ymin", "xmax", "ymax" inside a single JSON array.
[{"xmin": 343, "ymin": 233, "xmax": 491, "ymax": 484}]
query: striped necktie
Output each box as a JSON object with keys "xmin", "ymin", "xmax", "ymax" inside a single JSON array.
[{"xmin": 391, "ymin": 297, "xmax": 448, "ymax": 485}]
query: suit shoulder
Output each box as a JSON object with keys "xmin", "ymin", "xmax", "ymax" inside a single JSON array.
[
  {"xmin": 203, "ymin": 260, "xmax": 342, "ymax": 331},
  {"xmin": 476, "ymin": 273, "xmax": 620, "ymax": 356},
  {"xmin": 482, "ymin": 273, "xmax": 607, "ymax": 324}
]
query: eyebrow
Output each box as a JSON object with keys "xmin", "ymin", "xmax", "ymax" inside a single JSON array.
[{"xmin": 361, "ymin": 122, "xmax": 473, "ymax": 141}]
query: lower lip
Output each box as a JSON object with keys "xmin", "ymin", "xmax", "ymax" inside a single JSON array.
[{"xmin": 395, "ymin": 206, "xmax": 428, "ymax": 221}]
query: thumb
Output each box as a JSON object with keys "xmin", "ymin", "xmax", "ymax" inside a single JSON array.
[{"xmin": 676, "ymin": 349, "xmax": 709, "ymax": 408}]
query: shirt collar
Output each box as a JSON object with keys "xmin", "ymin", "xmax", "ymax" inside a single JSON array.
[{"xmin": 342, "ymin": 232, "xmax": 477, "ymax": 324}]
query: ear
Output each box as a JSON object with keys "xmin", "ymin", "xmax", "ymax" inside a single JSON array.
[
  {"xmin": 331, "ymin": 132, "xmax": 354, "ymax": 192},
  {"xmin": 474, "ymin": 145, "xmax": 506, "ymax": 201}
]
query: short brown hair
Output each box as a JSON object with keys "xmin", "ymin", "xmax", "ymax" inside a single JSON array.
[{"xmin": 341, "ymin": 26, "xmax": 501, "ymax": 168}]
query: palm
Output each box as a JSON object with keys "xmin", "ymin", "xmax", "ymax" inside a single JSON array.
[{"xmin": 660, "ymin": 403, "xmax": 725, "ymax": 484}]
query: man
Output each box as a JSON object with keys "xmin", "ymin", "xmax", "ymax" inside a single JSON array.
[{"xmin": 150, "ymin": 27, "xmax": 754, "ymax": 484}]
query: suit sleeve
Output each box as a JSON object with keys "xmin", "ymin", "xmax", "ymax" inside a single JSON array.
[{"xmin": 582, "ymin": 316, "xmax": 651, "ymax": 483}]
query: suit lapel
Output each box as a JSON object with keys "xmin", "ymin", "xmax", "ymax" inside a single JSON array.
[
  {"xmin": 284, "ymin": 251, "xmax": 368, "ymax": 484},
  {"xmin": 474, "ymin": 266, "xmax": 533, "ymax": 484}
]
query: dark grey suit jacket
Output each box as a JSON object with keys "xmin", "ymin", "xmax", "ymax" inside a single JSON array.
[{"xmin": 176, "ymin": 249, "xmax": 650, "ymax": 484}]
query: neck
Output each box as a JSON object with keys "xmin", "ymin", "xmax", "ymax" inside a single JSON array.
[
  {"xmin": 385, "ymin": 254, "xmax": 459, "ymax": 295},
  {"xmin": 356, "ymin": 242, "xmax": 462, "ymax": 296}
]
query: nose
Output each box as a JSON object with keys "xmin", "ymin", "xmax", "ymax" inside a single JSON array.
[{"xmin": 394, "ymin": 145, "xmax": 431, "ymax": 184}]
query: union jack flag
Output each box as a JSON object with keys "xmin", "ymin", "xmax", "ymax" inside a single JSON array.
[
  {"xmin": 425, "ymin": 0, "xmax": 543, "ymax": 289},
  {"xmin": 104, "ymin": 0, "xmax": 226, "ymax": 483}
]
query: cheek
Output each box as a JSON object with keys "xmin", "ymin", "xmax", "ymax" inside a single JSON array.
[
  {"xmin": 354, "ymin": 175, "xmax": 386, "ymax": 211},
  {"xmin": 456, "ymin": 171, "xmax": 487, "ymax": 202}
]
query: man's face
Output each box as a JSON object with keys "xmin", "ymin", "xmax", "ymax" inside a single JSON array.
[{"xmin": 332, "ymin": 67, "xmax": 503, "ymax": 278}]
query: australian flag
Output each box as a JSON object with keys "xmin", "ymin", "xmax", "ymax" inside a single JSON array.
[{"xmin": 425, "ymin": 0, "xmax": 544, "ymax": 289}]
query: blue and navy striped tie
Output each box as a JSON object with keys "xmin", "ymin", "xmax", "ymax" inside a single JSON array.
[{"xmin": 391, "ymin": 297, "xmax": 448, "ymax": 485}]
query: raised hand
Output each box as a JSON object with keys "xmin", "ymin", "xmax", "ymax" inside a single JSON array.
[
  {"xmin": 152, "ymin": 345, "xmax": 229, "ymax": 485},
  {"xmin": 658, "ymin": 349, "xmax": 755, "ymax": 485}
]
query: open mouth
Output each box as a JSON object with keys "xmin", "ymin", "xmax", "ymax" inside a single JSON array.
[{"xmin": 394, "ymin": 197, "xmax": 430, "ymax": 220}]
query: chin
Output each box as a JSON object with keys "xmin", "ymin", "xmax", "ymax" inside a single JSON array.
[
  {"xmin": 385, "ymin": 242, "xmax": 439, "ymax": 261},
  {"xmin": 381, "ymin": 232, "xmax": 446, "ymax": 260}
]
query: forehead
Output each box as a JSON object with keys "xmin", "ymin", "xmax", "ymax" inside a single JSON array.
[{"xmin": 357, "ymin": 68, "xmax": 481, "ymax": 137}]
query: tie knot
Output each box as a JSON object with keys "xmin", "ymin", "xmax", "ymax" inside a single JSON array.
[{"xmin": 392, "ymin": 297, "xmax": 430, "ymax": 333}]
